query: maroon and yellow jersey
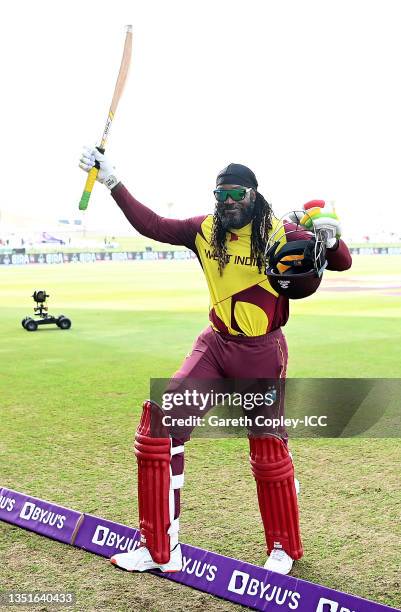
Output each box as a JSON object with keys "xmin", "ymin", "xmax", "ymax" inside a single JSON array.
[{"xmin": 112, "ymin": 184, "xmax": 352, "ymax": 337}]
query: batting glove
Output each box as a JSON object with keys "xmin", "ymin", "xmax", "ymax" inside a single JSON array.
[
  {"xmin": 79, "ymin": 146, "xmax": 119, "ymax": 190},
  {"xmin": 289, "ymin": 200, "xmax": 341, "ymax": 248}
]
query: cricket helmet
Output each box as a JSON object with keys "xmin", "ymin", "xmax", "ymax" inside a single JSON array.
[{"xmin": 265, "ymin": 212, "xmax": 327, "ymax": 299}]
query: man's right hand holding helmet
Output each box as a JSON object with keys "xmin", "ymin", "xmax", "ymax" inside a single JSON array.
[{"xmin": 289, "ymin": 200, "xmax": 341, "ymax": 249}]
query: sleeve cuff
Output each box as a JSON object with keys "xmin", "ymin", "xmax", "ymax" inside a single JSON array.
[
  {"xmin": 327, "ymin": 238, "xmax": 340, "ymax": 251},
  {"xmin": 110, "ymin": 181, "xmax": 123, "ymax": 194}
]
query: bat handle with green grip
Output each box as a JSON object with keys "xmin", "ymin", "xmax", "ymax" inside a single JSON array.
[{"xmin": 78, "ymin": 146, "xmax": 105, "ymax": 210}]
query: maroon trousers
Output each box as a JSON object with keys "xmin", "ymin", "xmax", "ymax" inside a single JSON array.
[
  {"xmin": 168, "ymin": 325, "xmax": 289, "ymax": 516},
  {"xmin": 136, "ymin": 326, "xmax": 303, "ymax": 562},
  {"xmin": 173, "ymin": 325, "xmax": 288, "ymax": 380}
]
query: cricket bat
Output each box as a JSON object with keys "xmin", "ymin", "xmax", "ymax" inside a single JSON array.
[{"xmin": 79, "ymin": 25, "xmax": 133, "ymax": 210}]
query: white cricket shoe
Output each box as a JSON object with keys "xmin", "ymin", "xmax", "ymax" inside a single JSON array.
[
  {"xmin": 110, "ymin": 544, "xmax": 182, "ymax": 573},
  {"xmin": 264, "ymin": 548, "xmax": 294, "ymax": 575}
]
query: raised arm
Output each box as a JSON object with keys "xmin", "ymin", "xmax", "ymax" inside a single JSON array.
[
  {"xmin": 79, "ymin": 147, "xmax": 205, "ymax": 249},
  {"xmin": 110, "ymin": 183, "xmax": 205, "ymax": 249}
]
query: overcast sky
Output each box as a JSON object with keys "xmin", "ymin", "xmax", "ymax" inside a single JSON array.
[{"xmin": 1, "ymin": 0, "xmax": 401, "ymax": 238}]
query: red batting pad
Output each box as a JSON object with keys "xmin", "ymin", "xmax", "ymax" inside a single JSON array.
[
  {"xmin": 249, "ymin": 436, "xmax": 303, "ymax": 560},
  {"xmin": 135, "ymin": 401, "xmax": 172, "ymax": 564},
  {"xmin": 303, "ymin": 199, "xmax": 325, "ymax": 210}
]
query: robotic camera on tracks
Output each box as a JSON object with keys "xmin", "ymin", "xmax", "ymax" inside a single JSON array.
[{"xmin": 22, "ymin": 290, "xmax": 72, "ymax": 332}]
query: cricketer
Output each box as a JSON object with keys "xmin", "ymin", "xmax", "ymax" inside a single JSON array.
[{"xmin": 79, "ymin": 151, "xmax": 352, "ymax": 575}]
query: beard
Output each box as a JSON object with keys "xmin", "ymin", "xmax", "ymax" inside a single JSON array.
[{"xmin": 218, "ymin": 201, "xmax": 256, "ymax": 230}]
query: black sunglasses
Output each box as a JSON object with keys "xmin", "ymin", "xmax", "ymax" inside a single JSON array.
[{"xmin": 213, "ymin": 187, "xmax": 252, "ymax": 203}]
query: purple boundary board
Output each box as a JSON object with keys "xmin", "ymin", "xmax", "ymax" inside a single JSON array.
[
  {"xmin": 0, "ymin": 487, "xmax": 82, "ymax": 544},
  {"xmin": 0, "ymin": 487, "xmax": 399, "ymax": 612}
]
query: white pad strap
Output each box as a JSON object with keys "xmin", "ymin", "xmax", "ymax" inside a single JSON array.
[
  {"xmin": 168, "ymin": 517, "xmax": 180, "ymax": 536},
  {"xmin": 171, "ymin": 474, "xmax": 184, "ymax": 489},
  {"xmin": 171, "ymin": 444, "xmax": 184, "ymax": 456},
  {"xmin": 288, "ymin": 451, "xmax": 300, "ymax": 495},
  {"xmin": 168, "ymin": 440, "xmax": 184, "ymax": 548},
  {"xmin": 168, "ymin": 517, "xmax": 180, "ymax": 549}
]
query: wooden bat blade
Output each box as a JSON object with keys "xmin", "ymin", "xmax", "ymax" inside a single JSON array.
[{"xmin": 109, "ymin": 26, "xmax": 133, "ymax": 116}]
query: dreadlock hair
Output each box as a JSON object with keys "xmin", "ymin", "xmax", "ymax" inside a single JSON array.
[{"xmin": 210, "ymin": 192, "xmax": 273, "ymax": 275}]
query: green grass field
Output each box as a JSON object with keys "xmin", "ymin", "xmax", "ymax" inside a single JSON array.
[{"xmin": 1, "ymin": 257, "xmax": 400, "ymax": 611}]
